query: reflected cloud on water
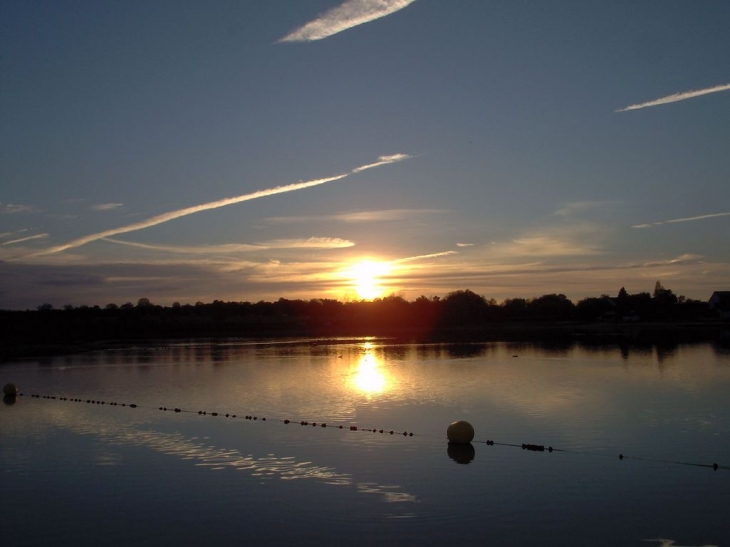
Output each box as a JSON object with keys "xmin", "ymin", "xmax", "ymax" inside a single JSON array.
[
  {"xmin": 34, "ymin": 405, "xmax": 419, "ymax": 510},
  {"xmin": 644, "ymin": 540, "xmax": 719, "ymax": 547}
]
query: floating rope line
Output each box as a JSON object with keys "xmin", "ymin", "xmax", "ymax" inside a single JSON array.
[
  {"xmin": 470, "ymin": 439, "xmax": 724, "ymax": 471},
  {"xmin": 9, "ymin": 391, "xmax": 726, "ymax": 472},
  {"xmin": 13, "ymin": 392, "xmax": 416, "ymax": 437}
]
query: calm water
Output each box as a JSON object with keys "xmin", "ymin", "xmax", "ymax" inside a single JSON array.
[{"xmin": 2, "ymin": 338, "xmax": 729, "ymax": 546}]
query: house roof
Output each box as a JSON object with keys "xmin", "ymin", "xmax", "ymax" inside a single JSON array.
[{"xmin": 709, "ymin": 291, "xmax": 730, "ymax": 308}]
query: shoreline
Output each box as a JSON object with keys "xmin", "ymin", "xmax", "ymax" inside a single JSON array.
[{"xmin": 2, "ymin": 320, "xmax": 728, "ymax": 362}]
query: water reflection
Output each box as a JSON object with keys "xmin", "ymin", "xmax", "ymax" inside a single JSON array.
[
  {"xmin": 349, "ymin": 343, "xmax": 391, "ymax": 396},
  {"xmin": 3, "ymin": 340, "xmax": 730, "ymax": 546},
  {"xmin": 445, "ymin": 343, "xmax": 489, "ymax": 359},
  {"xmin": 447, "ymin": 443, "xmax": 475, "ymax": 464},
  {"xmin": 644, "ymin": 540, "xmax": 719, "ymax": 547},
  {"xmin": 34, "ymin": 405, "xmax": 419, "ymax": 510}
]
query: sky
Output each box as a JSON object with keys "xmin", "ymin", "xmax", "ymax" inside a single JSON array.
[{"xmin": 1, "ymin": 0, "xmax": 729, "ymax": 309}]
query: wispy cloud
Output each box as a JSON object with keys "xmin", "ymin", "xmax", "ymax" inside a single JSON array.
[
  {"xmin": 632, "ymin": 211, "xmax": 730, "ymax": 228},
  {"xmin": 104, "ymin": 237, "xmax": 354, "ymax": 254},
  {"xmin": 28, "ymin": 154, "xmax": 411, "ymax": 257},
  {"xmin": 279, "ymin": 0, "xmax": 417, "ymax": 42},
  {"xmin": 104, "ymin": 239, "xmax": 262, "ymax": 254},
  {"xmin": 266, "ymin": 208, "xmax": 448, "ymax": 224},
  {"xmin": 1, "ymin": 229, "xmax": 27, "ymax": 240},
  {"xmin": 616, "ymin": 82, "xmax": 730, "ymax": 112},
  {"xmin": 393, "ymin": 251, "xmax": 458, "ymax": 263},
  {"xmin": 1, "ymin": 203, "xmax": 36, "ymax": 214},
  {"xmin": 456, "ymin": 243, "xmax": 474, "ymax": 247},
  {"xmin": 494, "ymin": 236, "xmax": 603, "ymax": 258},
  {"xmin": 640, "ymin": 254, "xmax": 704, "ymax": 268},
  {"xmin": 2, "ymin": 233, "xmax": 49, "ymax": 246},
  {"xmin": 263, "ymin": 237, "xmax": 354, "ymax": 249},
  {"xmin": 552, "ymin": 201, "xmax": 620, "ymax": 217},
  {"xmin": 90, "ymin": 202, "xmax": 123, "ymax": 211}
]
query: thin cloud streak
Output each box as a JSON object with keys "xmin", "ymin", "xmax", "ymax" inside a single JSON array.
[
  {"xmin": 104, "ymin": 237, "xmax": 354, "ymax": 254},
  {"xmin": 1, "ymin": 229, "xmax": 28, "ymax": 239},
  {"xmin": 616, "ymin": 82, "xmax": 730, "ymax": 112},
  {"xmin": 91, "ymin": 203, "xmax": 123, "ymax": 211},
  {"xmin": 392, "ymin": 254, "xmax": 709, "ymax": 283},
  {"xmin": 2, "ymin": 233, "xmax": 49, "ymax": 246},
  {"xmin": 1, "ymin": 203, "xmax": 36, "ymax": 214},
  {"xmin": 393, "ymin": 250, "xmax": 458, "ymax": 263},
  {"xmin": 279, "ymin": 0, "xmax": 417, "ymax": 42},
  {"xmin": 27, "ymin": 154, "xmax": 410, "ymax": 257},
  {"xmin": 266, "ymin": 208, "xmax": 448, "ymax": 224},
  {"xmin": 262, "ymin": 237, "xmax": 355, "ymax": 249},
  {"xmin": 104, "ymin": 239, "xmax": 263, "ymax": 254},
  {"xmin": 351, "ymin": 153, "xmax": 412, "ymax": 172},
  {"xmin": 632, "ymin": 211, "xmax": 730, "ymax": 228}
]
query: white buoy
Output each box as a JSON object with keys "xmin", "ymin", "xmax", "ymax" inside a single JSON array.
[
  {"xmin": 3, "ymin": 383, "xmax": 18, "ymax": 396},
  {"xmin": 447, "ymin": 420, "xmax": 474, "ymax": 444}
]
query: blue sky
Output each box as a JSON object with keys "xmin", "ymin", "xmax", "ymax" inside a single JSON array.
[{"xmin": 1, "ymin": 0, "xmax": 729, "ymax": 309}]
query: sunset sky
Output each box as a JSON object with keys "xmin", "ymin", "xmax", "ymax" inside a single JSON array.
[{"xmin": 1, "ymin": 0, "xmax": 729, "ymax": 309}]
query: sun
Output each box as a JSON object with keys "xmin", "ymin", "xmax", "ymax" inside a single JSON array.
[{"xmin": 350, "ymin": 260, "xmax": 390, "ymax": 300}]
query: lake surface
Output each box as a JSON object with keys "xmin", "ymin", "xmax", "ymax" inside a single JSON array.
[{"xmin": 2, "ymin": 338, "xmax": 729, "ymax": 546}]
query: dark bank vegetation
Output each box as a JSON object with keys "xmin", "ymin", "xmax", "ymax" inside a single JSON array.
[{"xmin": 1, "ymin": 283, "xmax": 727, "ymax": 360}]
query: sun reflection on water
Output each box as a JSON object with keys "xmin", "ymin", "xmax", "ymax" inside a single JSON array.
[{"xmin": 349, "ymin": 343, "xmax": 391, "ymax": 396}]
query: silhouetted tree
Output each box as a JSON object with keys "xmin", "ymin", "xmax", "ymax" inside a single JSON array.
[
  {"xmin": 654, "ymin": 284, "xmax": 677, "ymax": 305},
  {"xmin": 576, "ymin": 295, "xmax": 614, "ymax": 321},
  {"xmin": 653, "ymin": 281, "xmax": 665, "ymax": 298},
  {"xmin": 527, "ymin": 294, "xmax": 575, "ymax": 321},
  {"xmin": 502, "ymin": 298, "xmax": 528, "ymax": 320},
  {"xmin": 441, "ymin": 290, "xmax": 490, "ymax": 326}
]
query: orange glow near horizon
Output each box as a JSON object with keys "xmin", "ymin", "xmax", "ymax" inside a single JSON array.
[{"xmin": 349, "ymin": 260, "xmax": 392, "ymax": 300}]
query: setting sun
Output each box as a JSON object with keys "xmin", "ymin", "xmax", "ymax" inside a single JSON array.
[{"xmin": 350, "ymin": 260, "xmax": 391, "ymax": 300}]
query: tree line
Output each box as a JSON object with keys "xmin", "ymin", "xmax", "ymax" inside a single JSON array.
[{"xmin": 1, "ymin": 282, "xmax": 720, "ymax": 354}]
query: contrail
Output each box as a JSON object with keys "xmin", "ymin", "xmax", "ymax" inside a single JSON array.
[
  {"xmin": 632, "ymin": 211, "xmax": 730, "ymax": 228},
  {"xmin": 103, "ymin": 237, "xmax": 354, "ymax": 254},
  {"xmin": 90, "ymin": 202, "xmax": 123, "ymax": 211},
  {"xmin": 279, "ymin": 0, "xmax": 417, "ymax": 42},
  {"xmin": 2, "ymin": 233, "xmax": 48, "ymax": 246},
  {"xmin": 665, "ymin": 212, "xmax": 730, "ymax": 224},
  {"xmin": 31, "ymin": 154, "xmax": 411, "ymax": 256},
  {"xmin": 393, "ymin": 250, "xmax": 457, "ymax": 263},
  {"xmin": 616, "ymin": 82, "xmax": 730, "ymax": 112}
]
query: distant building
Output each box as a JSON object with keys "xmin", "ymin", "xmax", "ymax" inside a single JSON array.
[{"xmin": 708, "ymin": 291, "xmax": 730, "ymax": 319}]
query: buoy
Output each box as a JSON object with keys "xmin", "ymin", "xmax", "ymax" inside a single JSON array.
[
  {"xmin": 3, "ymin": 383, "xmax": 19, "ymax": 397},
  {"xmin": 447, "ymin": 420, "xmax": 475, "ymax": 444}
]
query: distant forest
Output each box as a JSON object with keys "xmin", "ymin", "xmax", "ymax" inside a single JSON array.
[{"xmin": 1, "ymin": 282, "xmax": 726, "ymax": 359}]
